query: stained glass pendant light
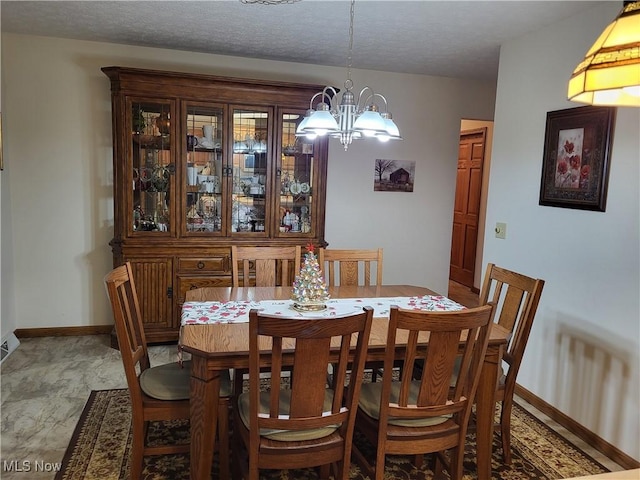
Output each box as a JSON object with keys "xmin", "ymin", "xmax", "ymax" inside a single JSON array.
[{"xmin": 568, "ymin": 1, "xmax": 640, "ymax": 107}]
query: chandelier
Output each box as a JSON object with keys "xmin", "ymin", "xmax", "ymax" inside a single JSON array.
[
  {"xmin": 568, "ymin": 1, "xmax": 640, "ymax": 107},
  {"xmin": 296, "ymin": 0, "xmax": 401, "ymax": 150}
]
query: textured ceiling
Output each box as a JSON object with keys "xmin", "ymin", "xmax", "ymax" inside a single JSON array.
[{"xmin": 1, "ymin": 1, "xmax": 606, "ymax": 81}]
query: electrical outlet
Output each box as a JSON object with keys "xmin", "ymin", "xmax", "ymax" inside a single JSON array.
[{"xmin": 495, "ymin": 222, "xmax": 507, "ymax": 239}]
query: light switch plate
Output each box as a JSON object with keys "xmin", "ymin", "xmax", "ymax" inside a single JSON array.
[{"xmin": 495, "ymin": 222, "xmax": 507, "ymax": 239}]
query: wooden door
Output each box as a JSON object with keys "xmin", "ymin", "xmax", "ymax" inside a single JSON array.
[{"xmin": 450, "ymin": 128, "xmax": 486, "ymax": 288}]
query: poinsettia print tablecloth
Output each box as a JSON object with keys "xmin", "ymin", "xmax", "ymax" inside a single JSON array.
[{"xmin": 181, "ymin": 295, "xmax": 464, "ymax": 325}]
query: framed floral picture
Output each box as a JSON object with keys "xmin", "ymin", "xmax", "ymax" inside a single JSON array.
[{"xmin": 539, "ymin": 105, "xmax": 615, "ymax": 211}]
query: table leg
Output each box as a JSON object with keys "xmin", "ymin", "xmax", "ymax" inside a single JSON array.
[
  {"xmin": 475, "ymin": 344, "xmax": 503, "ymax": 480},
  {"xmin": 190, "ymin": 355, "xmax": 220, "ymax": 480}
]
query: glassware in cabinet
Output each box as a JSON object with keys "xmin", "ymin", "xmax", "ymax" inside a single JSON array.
[
  {"xmin": 130, "ymin": 100, "xmax": 173, "ymax": 234},
  {"xmin": 184, "ymin": 103, "xmax": 225, "ymax": 235},
  {"xmin": 278, "ymin": 111, "xmax": 316, "ymax": 236},
  {"xmin": 230, "ymin": 107, "xmax": 271, "ymax": 235}
]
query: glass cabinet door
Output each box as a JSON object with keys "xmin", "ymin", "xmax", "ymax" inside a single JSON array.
[
  {"xmin": 184, "ymin": 103, "xmax": 225, "ymax": 235},
  {"xmin": 130, "ymin": 99, "xmax": 174, "ymax": 235},
  {"xmin": 230, "ymin": 107, "xmax": 272, "ymax": 236},
  {"xmin": 277, "ymin": 110, "xmax": 317, "ymax": 237}
]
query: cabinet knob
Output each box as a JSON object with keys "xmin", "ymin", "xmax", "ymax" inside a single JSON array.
[
  {"xmin": 190, "ymin": 284, "xmax": 198, "ymax": 290},
  {"xmin": 197, "ymin": 261, "xmax": 205, "ymax": 269}
]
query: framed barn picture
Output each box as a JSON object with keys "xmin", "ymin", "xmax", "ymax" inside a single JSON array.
[{"xmin": 374, "ymin": 159, "xmax": 415, "ymax": 192}]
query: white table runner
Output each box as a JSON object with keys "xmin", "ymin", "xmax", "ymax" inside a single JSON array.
[{"xmin": 181, "ymin": 295, "xmax": 464, "ymax": 325}]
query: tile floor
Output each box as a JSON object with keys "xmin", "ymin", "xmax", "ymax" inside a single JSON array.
[{"xmin": 1, "ymin": 335, "xmax": 177, "ymax": 480}]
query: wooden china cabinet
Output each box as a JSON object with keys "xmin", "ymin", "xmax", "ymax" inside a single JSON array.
[{"xmin": 103, "ymin": 66, "xmax": 328, "ymax": 343}]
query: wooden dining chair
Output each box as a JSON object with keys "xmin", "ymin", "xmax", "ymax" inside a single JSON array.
[
  {"xmin": 231, "ymin": 306, "xmax": 374, "ymax": 480},
  {"xmin": 231, "ymin": 245, "xmax": 302, "ymax": 287},
  {"xmin": 479, "ymin": 263, "xmax": 545, "ymax": 464},
  {"xmin": 352, "ymin": 303, "xmax": 495, "ymax": 480},
  {"xmin": 317, "ymin": 248, "xmax": 383, "ymax": 286},
  {"xmin": 104, "ymin": 262, "xmax": 233, "ymax": 479}
]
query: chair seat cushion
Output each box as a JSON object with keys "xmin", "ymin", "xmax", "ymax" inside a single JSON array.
[
  {"xmin": 358, "ymin": 381, "xmax": 450, "ymax": 427},
  {"xmin": 140, "ymin": 360, "xmax": 232, "ymax": 401},
  {"xmin": 238, "ymin": 389, "xmax": 340, "ymax": 441}
]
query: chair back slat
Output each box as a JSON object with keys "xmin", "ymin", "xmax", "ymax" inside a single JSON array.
[
  {"xmin": 290, "ymin": 336, "xmax": 332, "ymax": 416},
  {"xmin": 420, "ymin": 330, "xmax": 463, "ymax": 405},
  {"xmin": 269, "ymin": 335, "xmax": 283, "ymax": 418},
  {"xmin": 254, "ymin": 258, "xmax": 277, "ymax": 286}
]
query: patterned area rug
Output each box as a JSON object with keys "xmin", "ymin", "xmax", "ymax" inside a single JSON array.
[{"xmin": 56, "ymin": 389, "xmax": 609, "ymax": 480}]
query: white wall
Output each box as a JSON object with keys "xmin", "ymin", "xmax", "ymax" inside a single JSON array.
[
  {"xmin": 0, "ymin": 34, "xmax": 496, "ymax": 335},
  {"xmin": 485, "ymin": 3, "xmax": 639, "ymax": 460}
]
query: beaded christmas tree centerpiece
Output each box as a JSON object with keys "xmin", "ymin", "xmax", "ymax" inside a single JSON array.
[{"xmin": 291, "ymin": 244, "xmax": 330, "ymax": 312}]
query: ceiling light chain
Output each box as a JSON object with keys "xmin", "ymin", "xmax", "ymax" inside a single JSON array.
[
  {"xmin": 296, "ymin": 0, "xmax": 402, "ymax": 150},
  {"xmin": 346, "ymin": 0, "xmax": 354, "ymax": 84}
]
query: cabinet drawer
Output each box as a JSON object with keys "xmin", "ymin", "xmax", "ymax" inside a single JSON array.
[{"xmin": 178, "ymin": 257, "xmax": 227, "ymax": 273}]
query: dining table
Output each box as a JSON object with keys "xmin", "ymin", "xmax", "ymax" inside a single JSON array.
[{"xmin": 180, "ymin": 285, "xmax": 508, "ymax": 480}]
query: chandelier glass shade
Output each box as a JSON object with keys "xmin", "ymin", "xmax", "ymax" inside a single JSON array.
[
  {"xmin": 296, "ymin": 0, "xmax": 402, "ymax": 150},
  {"xmin": 568, "ymin": 1, "xmax": 640, "ymax": 107}
]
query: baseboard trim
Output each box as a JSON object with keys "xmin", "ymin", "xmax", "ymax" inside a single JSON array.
[
  {"xmin": 515, "ymin": 384, "xmax": 640, "ymax": 470},
  {"xmin": 15, "ymin": 325, "xmax": 114, "ymax": 338}
]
